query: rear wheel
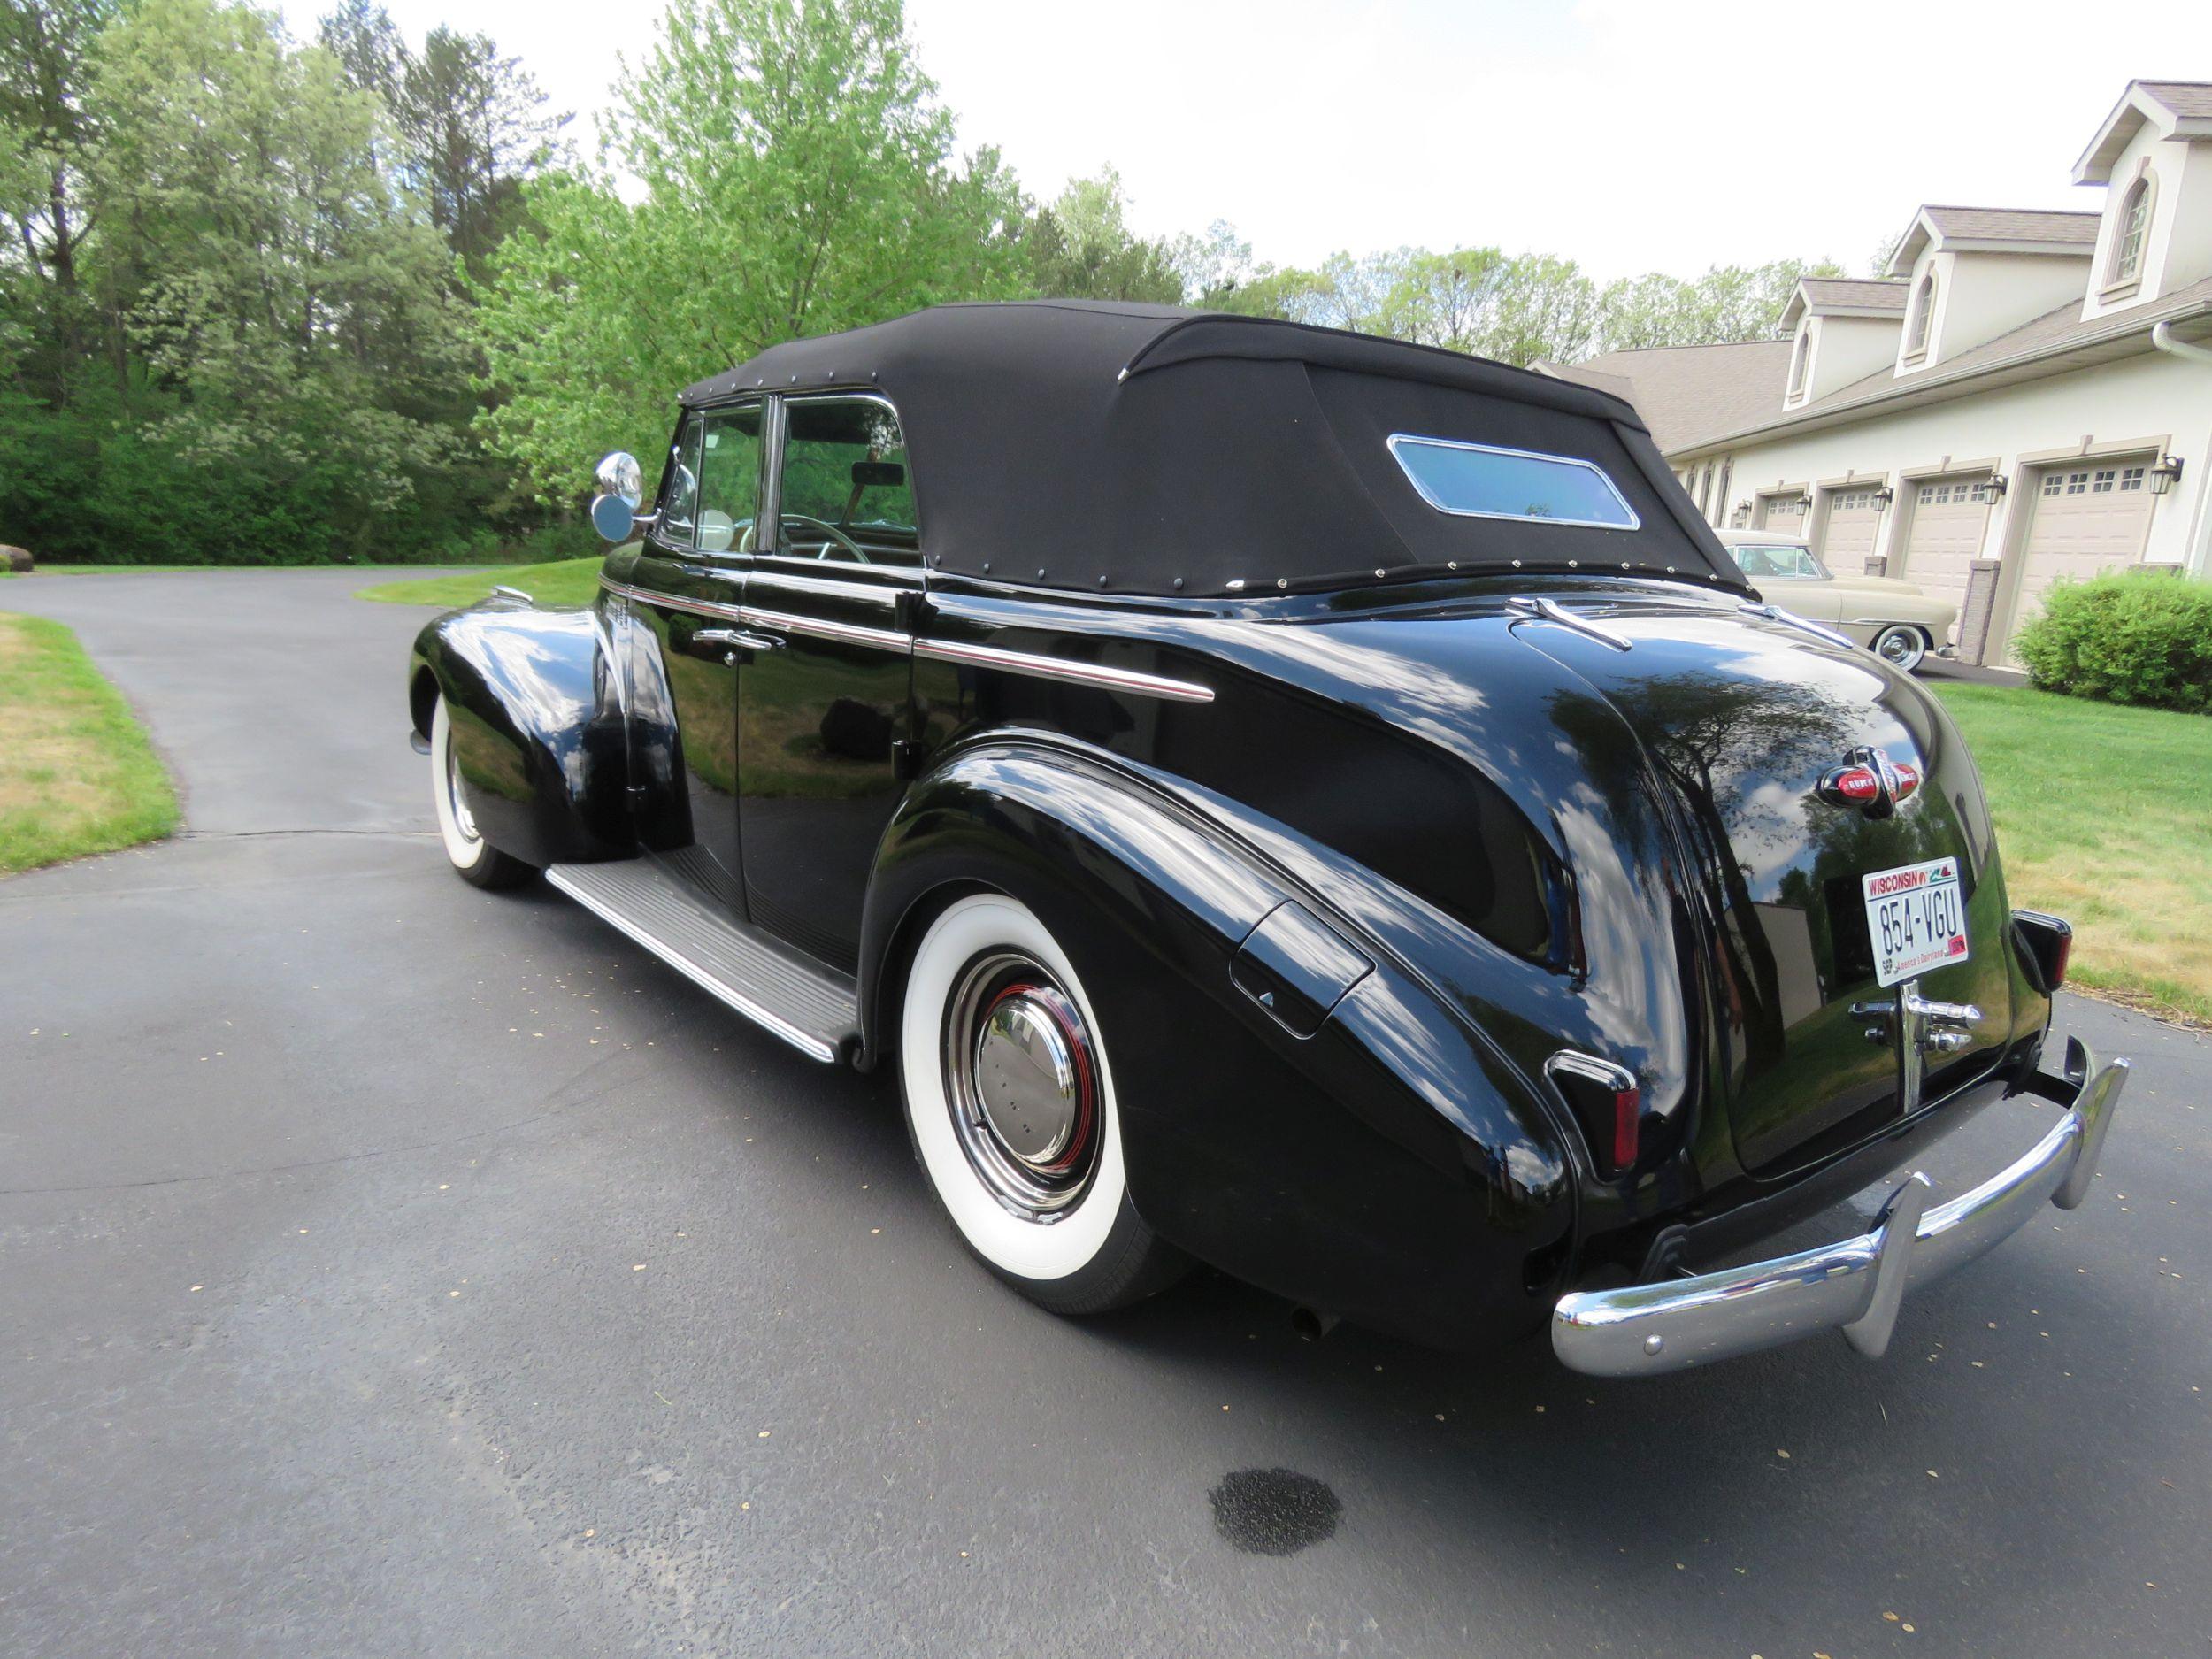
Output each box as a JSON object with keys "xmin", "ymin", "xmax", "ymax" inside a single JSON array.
[
  {"xmin": 429, "ymin": 695, "xmax": 531, "ymax": 890},
  {"xmin": 898, "ymin": 892, "xmax": 1187, "ymax": 1315},
  {"xmin": 1871, "ymin": 624, "xmax": 1929, "ymax": 673}
]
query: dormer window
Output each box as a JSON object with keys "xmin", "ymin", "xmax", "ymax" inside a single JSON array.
[
  {"xmin": 1905, "ymin": 275, "xmax": 1936, "ymax": 359},
  {"xmin": 1786, "ymin": 329, "xmax": 1810, "ymax": 398},
  {"xmin": 2108, "ymin": 174, "xmax": 2152, "ymax": 289}
]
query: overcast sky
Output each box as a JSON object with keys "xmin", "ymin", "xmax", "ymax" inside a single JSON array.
[{"xmin": 305, "ymin": 0, "xmax": 2212, "ymax": 280}]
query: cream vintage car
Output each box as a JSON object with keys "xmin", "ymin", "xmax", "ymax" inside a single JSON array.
[{"xmin": 1721, "ymin": 529, "xmax": 1958, "ymax": 673}]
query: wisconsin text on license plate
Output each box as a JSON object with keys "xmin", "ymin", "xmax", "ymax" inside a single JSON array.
[{"xmin": 1862, "ymin": 857, "xmax": 1969, "ymax": 987}]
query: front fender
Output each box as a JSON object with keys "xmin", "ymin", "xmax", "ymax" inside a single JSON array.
[
  {"xmin": 408, "ymin": 597, "xmax": 633, "ymax": 867},
  {"xmin": 861, "ymin": 738, "xmax": 1577, "ymax": 1349}
]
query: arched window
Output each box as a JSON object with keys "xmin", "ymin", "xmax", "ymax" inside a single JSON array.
[
  {"xmin": 1786, "ymin": 327, "xmax": 1811, "ymax": 397},
  {"xmin": 2110, "ymin": 175, "xmax": 2152, "ymax": 287},
  {"xmin": 1906, "ymin": 273, "xmax": 1936, "ymax": 358}
]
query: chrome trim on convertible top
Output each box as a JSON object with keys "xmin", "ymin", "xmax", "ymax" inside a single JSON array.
[
  {"xmin": 598, "ymin": 572, "xmax": 1214, "ymax": 703},
  {"xmin": 1551, "ymin": 1037, "xmax": 2129, "ymax": 1377}
]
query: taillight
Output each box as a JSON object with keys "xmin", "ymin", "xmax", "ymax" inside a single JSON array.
[
  {"xmin": 2012, "ymin": 910, "xmax": 2073, "ymax": 992},
  {"xmin": 1546, "ymin": 1051, "xmax": 1643, "ymax": 1178}
]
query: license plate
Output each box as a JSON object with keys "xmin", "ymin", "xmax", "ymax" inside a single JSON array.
[{"xmin": 1862, "ymin": 857, "xmax": 1970, "ymax": 987}]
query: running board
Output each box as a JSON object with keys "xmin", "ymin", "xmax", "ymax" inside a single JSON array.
[{"xmin": 546, "ymin": 860, "xmax": 857, "ymax": 1064}]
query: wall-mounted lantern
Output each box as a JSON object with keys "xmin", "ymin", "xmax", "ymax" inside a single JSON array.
[
  {"xmin": 2149, "ymin": 454, "xmax": 2185, "ymax": 496},
  {"xmin": 1871, "ymin": 485, "xmax": 1894, "ymax": 513},
  {"xmin": 1792, "ymin": 490, "xmax": 1814, "ymax": 512},
  {"xmin": 1973, "ymin": 474, "xmax": 2008, "ymax": 505}
]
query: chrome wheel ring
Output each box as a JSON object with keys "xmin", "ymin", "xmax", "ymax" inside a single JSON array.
[
  {"xmin": 942, "ymin": 951, "xmax": 1101, "ymax": 1218},
  {"xmin": 1875, "ymin": 626, "xmax": 1925, "ymax": 670}
]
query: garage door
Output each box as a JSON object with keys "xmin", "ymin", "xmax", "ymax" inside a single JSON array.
[
  {"xmin": 1897, "ymin": 478, "xmax": 1992, "ymax": 639},
  {"xmin": 1757, "ymin": 493, "xmax": 1807, "ymax": 534},
  {"xmin": 2010, "ymin": 461, "xmax": 2156, "ymax": 644},
  {"xmin": 1820, "ymin": 487, "xmax": 1885, "ymax": 572}
]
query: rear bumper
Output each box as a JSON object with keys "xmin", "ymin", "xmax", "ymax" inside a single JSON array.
[{"xmin": 1551, "ymin": 1036, "xmax": 2128, "ymax": 1377}]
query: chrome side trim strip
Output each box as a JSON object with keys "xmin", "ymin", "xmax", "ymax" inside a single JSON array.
[
  {"xmin": 1550, "ymin": 1037, "xmax": 2130, "ymax": 1378},
  {"xmin": 602, "ymin": 572, "xmax": 1215, "ymax": 703},
  {"xmin": 733, "ymin": 603, "xmax": 909, "ymax": 654},
  {"xmin": 545, "ymin": 866, "xmax": 839, "ymax": 1064},
  {"xmin": 914, "ymin": 635, "xmax": 1216, "ymax": 703},
  {"xmin": 601, "ymin": 574, "xmax": 749, "ymax": 626}
]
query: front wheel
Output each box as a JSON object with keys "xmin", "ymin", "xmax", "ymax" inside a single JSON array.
[
  {"xmin": 1872, "ymin": 624, "xmax": 1929, "ymax": 673},
  {"xmin": 429, "ymin": 695, "xmax": 532, "ymax": 890},
  {"xmin": 898, "ymin": 892, "xmax": 1187, "ymax": 1315}
]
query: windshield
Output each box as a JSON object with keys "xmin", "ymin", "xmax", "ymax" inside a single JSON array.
[{"xmin": 1729, "ymin": 541, "xmax": 1824, "ymax": 580}]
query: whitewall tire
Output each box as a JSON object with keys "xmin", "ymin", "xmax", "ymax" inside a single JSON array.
[
  {"xmin": 430, "ymin": 695, "xmax": 530, "ymax": 890},
  {"xmin": 899, "ymin": 892, "xmax": 1187, "ymax": 1314},
  {"xmin": 1871, "ymin": 625, "xmax": 1929, "ymax": 674}
]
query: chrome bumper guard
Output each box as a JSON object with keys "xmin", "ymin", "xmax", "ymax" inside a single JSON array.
[{"xmin": 1551, "ymin": 1038, "xmax": 2129, "ymax": 1378}]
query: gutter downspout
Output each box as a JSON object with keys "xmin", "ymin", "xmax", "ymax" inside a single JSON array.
[
  {"xmin": 2151, "ymin": 319, "xmax": 2212, "ymax": 366},
  {"xmin": 2149, "ymin": 321, "xmax": 2212, "ymax": 580}
]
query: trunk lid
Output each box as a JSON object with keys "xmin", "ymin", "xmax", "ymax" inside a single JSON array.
[{"xmin": 1513, "ymin": 597, "xmax": 2016, "ymax": 1174}]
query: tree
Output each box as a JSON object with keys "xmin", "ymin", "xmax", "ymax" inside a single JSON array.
[
  {"xmin": 320, "ymin": 3, "xmax": 570, "ymax": 281},
  {"xmin": 1167, "ymin": 219, "xmax": 1260, "ymax": 308},
  {"xmin": 79, "ymin": 0, "xmax": 474, "ymax": 558},
  {"xmin": 476, "ymin": 0, "xmax": 1027, "ymax": 501},
  {"xmin": 0, "ymin": 0, "xmax": 119, "ymax": 387},
  {"xmin": 1593, "ymin": 258, "xmax": 1846, "ymax": 353},
  {"xmin": 1026, "ymin": 167, "xmax": 1180, "ymax": 303}
]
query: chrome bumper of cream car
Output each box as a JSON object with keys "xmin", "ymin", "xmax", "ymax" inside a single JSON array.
[{"xmin": 1551, "ymin": 1038, "xmax": 2129, "ymax": 1378}]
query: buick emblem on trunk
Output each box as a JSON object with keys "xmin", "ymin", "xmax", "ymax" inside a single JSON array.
[{"xmin": 1817, "ymin": 745, "xmax": 1922, "ymax": 819}]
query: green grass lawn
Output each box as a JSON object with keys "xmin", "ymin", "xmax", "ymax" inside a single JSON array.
[
  {"xmin": 0, "ymin": 612, "xmax": 180, "ymax": 873},
  {"xmin": 1935, "ymin": 681, "xmax": 2212, "ymax": 1025},
  {"xmin": 355, "ymin": 555, "xmax": 605, "ymax": 609}
]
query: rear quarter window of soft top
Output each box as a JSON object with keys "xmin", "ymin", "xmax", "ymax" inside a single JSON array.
[{"xmin": 1386, "ymin": 434, "xmax": 1640, "ymax": 530}]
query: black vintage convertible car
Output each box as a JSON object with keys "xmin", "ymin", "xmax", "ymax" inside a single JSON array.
[{"xmin": 407, "ymin": 302, "xmax": 2128, "ymax": 1375}]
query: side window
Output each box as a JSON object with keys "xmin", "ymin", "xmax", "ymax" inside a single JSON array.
[
  {"xmin": 656, "ymin": 413, "xmax": 701, "ymax": 545},
  {"xmin": 775, "ymin": 396, "xmax": 922, "ymax": 568},
  {"xmin": 696, "ymin": 404, "xmax": 764, "ymax": 555}
]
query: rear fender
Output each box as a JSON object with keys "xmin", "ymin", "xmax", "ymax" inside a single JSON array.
[
  {"xmin": 861, "ymin": 738, "xmax": 1577, "ymax": 1348},
  {"xmin": 410, "ymin": 598, "xmax": 641, "ymax": 866}
]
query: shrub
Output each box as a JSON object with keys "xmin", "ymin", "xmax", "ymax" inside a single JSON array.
[{"xmin": 2013, "ymin": 570, "xmax": 2212, "ymax": 713}]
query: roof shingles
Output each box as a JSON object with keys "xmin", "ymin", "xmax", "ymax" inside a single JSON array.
[
  {"xmin": 1535, "ymin": 340, "xmax": 1792, "ymax": 454},
  {"xmin": 1919, "ymin": 205, "xmax": 2100, "ymax": 246}
]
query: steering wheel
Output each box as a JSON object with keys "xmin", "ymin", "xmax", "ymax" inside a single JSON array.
[{"xmin": 780, "ymin": 512, "xmax": 871, "ymax": 565}]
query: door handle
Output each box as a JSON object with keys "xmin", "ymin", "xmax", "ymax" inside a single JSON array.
[{"xmin": 688, "ymin": 627, "xmax": 785, "ymax": 658}]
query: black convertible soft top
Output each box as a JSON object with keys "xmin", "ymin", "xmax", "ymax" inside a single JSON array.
[{"xmin": 680, "ymin": 301, "xmax": 1747, "ymax": 598}]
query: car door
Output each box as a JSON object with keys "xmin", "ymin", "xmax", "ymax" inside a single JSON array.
[
  {"xmin": 734, "ymin": 392, "xmax": 920, "ymax": 972},
  {"xmin": 626, "ymin": 403, "xmax": 765, "ymax": 911}
]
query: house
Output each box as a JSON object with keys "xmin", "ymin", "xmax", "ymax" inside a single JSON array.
[{"xmin": 1540, "ymin": 79, "xmax": 2212, "ymax": 666}]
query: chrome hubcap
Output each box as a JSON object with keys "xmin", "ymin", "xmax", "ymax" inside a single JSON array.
[
  {"xmin": 943, "ymin": 952, "xmax": 1100, "ymax": 1217},
  {"xmin": 1878, "ymin": 630, "xmax": 1917, "ymax": 665}
]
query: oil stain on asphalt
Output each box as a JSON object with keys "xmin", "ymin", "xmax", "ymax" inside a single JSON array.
[{"xmin": 1209, "ymin": 1469, "xmax": 1341, "ymax": 1555}]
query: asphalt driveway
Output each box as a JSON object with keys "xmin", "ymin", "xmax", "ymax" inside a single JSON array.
[{"xmin": 3, "ymin": 570, "xmax": 2208, "ymax": 1658}]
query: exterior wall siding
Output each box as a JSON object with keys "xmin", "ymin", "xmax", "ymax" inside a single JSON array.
[{"xmin": 1686, "ymin": 350, "xmax": 2212, "ymax": 659}]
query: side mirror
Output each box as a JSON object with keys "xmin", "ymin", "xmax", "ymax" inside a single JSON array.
[{"xmin": 590, "ymin": 450, "xmax": 645, "ymax": 542}]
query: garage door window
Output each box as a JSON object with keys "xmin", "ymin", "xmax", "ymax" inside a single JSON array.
[{"xmin": 2043, "ymin": 467, "xmax": 2147, "ymax": 499}]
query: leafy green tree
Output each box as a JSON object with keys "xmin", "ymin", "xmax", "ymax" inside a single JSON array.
[
  {"xmin": 81, "ymin": 0, "xmax": 473, "ymax": 558},
  {"xmin": 1594, "ymin": 258, "xmax": 1845, "ymax": 352},
  {"xmin": 320, "ymin": 2, "xmax": 571, "ymax": 281},
  {"xmin": 477, "ymin": 0, "xmax": 1026, "ymax": 501},
  {"xmin": 1025, "ymin": 167, "xmax": 1181, "ymax": 303},
  {"xmin": 0, "ymin": 0, "xmax": 118, "ymax": 387}
]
